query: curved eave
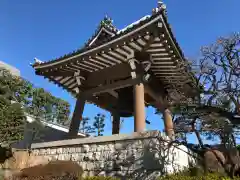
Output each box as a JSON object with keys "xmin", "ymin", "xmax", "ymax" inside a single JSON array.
[{"xmin": 32, "ymin": 11, "xmax": 162, "ymax": 69}]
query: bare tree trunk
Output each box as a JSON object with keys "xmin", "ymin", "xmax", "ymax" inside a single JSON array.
[{"xmin": 195, "ymin": 130, "xmax": 204, "ymax": 148}]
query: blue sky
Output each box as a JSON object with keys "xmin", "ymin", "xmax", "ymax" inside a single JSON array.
[{"xmin": 0, "ymin": 0, "xmax": 239, "ymax": 142}]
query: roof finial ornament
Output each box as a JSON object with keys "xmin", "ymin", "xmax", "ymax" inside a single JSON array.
[
  {"xmin": 152, "ymin": 0, "xmax": 167, "ymax": 15},
  {"xmin": 100, "ymin": 14, "xmax": 117, "ymax": 32},
  {"xmin": 34, "ymin": 57, "xmax": 43, "ymax": 64},
  {"xmin": 157, "ymin": 0, "xmax": 164, "ymax": 7}
]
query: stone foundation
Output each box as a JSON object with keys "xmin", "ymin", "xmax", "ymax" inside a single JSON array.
[{"xmin": 30, "ymin": 131, "xmax": 195, "ymax": 179}]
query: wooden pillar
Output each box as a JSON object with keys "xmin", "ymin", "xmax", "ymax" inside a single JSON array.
[
  {"xmin": 112, "ymin": 111, "xmax": 120, "ymax": 134},
  {"xmin": 134, "ymin": 83, "xmax": 146, "ymax": 132},
  {"xmin": 68, "ymin": 96, "xmax": 86, "ymax": 138},
  {"xmin": 163, "ymin": 108, "xmax": 174, "ymax": 138}
]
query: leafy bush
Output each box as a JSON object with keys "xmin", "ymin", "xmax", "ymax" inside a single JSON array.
[
  {"xmin": 82, "ymin": 177, "xmax": 120, "ymax": 180},
  {"xmin": 157, "ymin": 173, "xmax": 239, "ymax": 180},
  {"xmin": 8, "ymin": 160, "xmax": 83, "ymax": 180}
]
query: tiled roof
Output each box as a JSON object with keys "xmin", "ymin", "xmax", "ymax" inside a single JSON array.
[{"xmin": 32, "ymin": 3, "xmax": 179, "ymax": 67}]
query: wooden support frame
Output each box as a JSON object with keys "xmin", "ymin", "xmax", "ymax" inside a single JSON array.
[
  {"xmin": 83, "ymin": 76, "xmax": 143, "ymax": 96},
  {"xmin": 163, "ymin": 108, "xmax": 175, "ymax": 139},
  {"xmin": 144, "ymin": 84, "xmax": 165, "ymax": 110},
  {"xmin": 112, "ymin": 111, "xmax": 120, "ymax": 134},
  {"xmin": 36, "ymin": 70, "xmax": 75, "ymax": 77},
  {"xmin": 128, "ymin": 58, "xmax": 138, "ymax": 79},
  {"xmin": 134, "ymin": 82, "xmax": 146, "ymax": 132},
  {"xmin": 68, "ymin": 96, "xmax": 86, "ymax": 138}
]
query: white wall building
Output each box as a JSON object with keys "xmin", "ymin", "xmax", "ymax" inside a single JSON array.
[{"xmin": 12, "ymin": 114, "xmax": 86, "ymax": 149}]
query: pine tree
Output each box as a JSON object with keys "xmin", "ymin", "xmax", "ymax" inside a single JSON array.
[
  {"xmin": 79, "ymin": 117, "xmax": 95, "ymax": 134},
  {"xmin": 93, "ymin": 113, "xmax": 106, "ymax": 136}
]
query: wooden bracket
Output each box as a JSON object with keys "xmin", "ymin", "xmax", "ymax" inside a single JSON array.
[
  {"xmin": 74, "ymin": 70, "xmax": 86, "ymax": 94},
  {"xmin": 128, "ymin": 58, "xmax": 139, "ymax": 79},
  {"xmin": 83, "ymin": 76, "xmax": 142, "ymax": 97}
]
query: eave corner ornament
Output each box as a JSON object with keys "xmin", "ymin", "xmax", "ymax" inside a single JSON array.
[
  {"xmin": 152, "ymin": 0, "xmax": 167, "ymax": 15},
  {"xmin": 33, "ymin": 57, "xmax": 43, "ymax": 66}
]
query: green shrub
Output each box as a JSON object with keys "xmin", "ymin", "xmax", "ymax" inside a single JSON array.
[
  {"xmin": 157, "ymin": 173, "xmax": 239, "ymax": 180},
  {"xmin": 82, "ymin": 177, "xmax": 120, "ymax": 180},
  {"xmin": 8, "ymin": 160, "xmax": 83, "ymax": 180}
]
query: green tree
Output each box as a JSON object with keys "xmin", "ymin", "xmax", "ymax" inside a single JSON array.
[
  {"xmin": 0, "ymin": 68, "xmax": 27, "ymax": 145},
  {"xmin": 156, "ymin": 33, "xmax": 240, "ymax": 146},
  {"xmin": 26, "ymin": 88, "xmax": 70, "ymax": 125},
  {"xmin": 0, "ymin": 67, "xmax": 71, "ymax": 145},
  {"xmin": 79, "ymin": 117, "xmax": 95, "ymax": 134},
  {"xmin": 93, "ymin": 113, "xmax": 106, "ymax": 136}
]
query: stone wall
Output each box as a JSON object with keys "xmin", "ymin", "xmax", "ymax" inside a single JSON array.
[{"xmin": 30, "ymin": 131, "xmax": 195, "ymax": 180}]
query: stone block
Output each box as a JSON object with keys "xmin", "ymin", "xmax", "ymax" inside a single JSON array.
[
  {"xmin": 83, "ymin": 145, "xmax": 90, "ymax": 153},
  {"xmin": 57, "ymin": 154, "xmax": 70, "ymax": 161},
  {"xmin": 90, "ymin": 144, "xmax": 97, "ymax": 152},
  {"xmin": 45, "ymin": 148, "xmax": 51, "ymax": 155},
  {"xmin": 71, "ymin": 153, "xmax": 84, "ymax": 161},
  {"xmin": 114, "ymin": 142, "xmax": 123, "ymax": 150},
  {"xmin": 104, "ymin": 161, "xmax": 114, "ymax": 170},
  {"xmin": 75, "ymin": 146, "xmax": 82, "ymax": 153},
  {"xmin": 93, "ymin": 152, "xmax": 101, "ymax": 161},
  {"xmin": 115, "ymin": 141, "xmax": 132, "ymax": 150},
  {"xmin": 101, "ymin": 151, "xmax": 114, "ymax": 161},
  {"xmin": 85, "ymin": 152, "xmax": 94, "ymax": 161},
  {"xmin": 56, "ymin": 148, "xmax": 63, "ymax": 154},
  {"xmin": 69, "ymin": 147, "xmax": 76, "ymax": 153},
  {"xmin": 116, "ymin": 150, "xmax": 127, "ymax": 160},
  {"xmin": 97, "ymin": 144, "xmax": 105, "ymax": 152},
  {"xmin": 86, "ymin": 162, "xmax": 94, "ymax": 171},
  {"xmin": 50, "ymin": 148, "xmax": 57, "ymax": 155},
  {"xmin": 129, "ymin": 140, "xmax": 143, "ymax": 150},
  {"xmin": 32, "ymin": 149, "xmax": 39, "ymax": 156},
  {"xmin": 39, "ymin": 149, "xmax": 46, "ymax": 155},
  {"xmin": 105, "ymin": 143, "xmax": 115, "ymax": 151},
  {"xmin": 62, "ymin": 147, "xmax": 68, "ymax": 153},
  {"xmin": 94, "ymin": 161, "xmax": 104, "ymax": 170}
]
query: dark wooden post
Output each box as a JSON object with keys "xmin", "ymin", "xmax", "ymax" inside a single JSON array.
[
  {"xmin": 112, "ymin": 111, "xmax": 120, "ymax": 134},
  {"xmin": 68, "ymin": 96, "xmax": 86, "ymax": 138},
  {"xmin": 134, "ymin": 83, "xmax": 146, "ymax": 132}
]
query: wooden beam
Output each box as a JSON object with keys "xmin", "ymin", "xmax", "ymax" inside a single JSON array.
[
  {"xmin": 68, "ymin": 96, "xmax": 86, "ymax": 138},
  {"xmin": 88, "ymin": 96, "xmax": 115, "ymax": 112},
  {"xmin": 36, "ymin": 70, "xmax": 75, "ymax": 77},
  {"xmin": 85, "ymin": 63, "xmax": 132, "ymax": 87},
  {"xmin": 112, "ymin": 111, "xmax": 120, "ymax": 134},
  {"xmin": 83, "ymin": 76, "xmax": 142, "ymax": 96},
  {"xmin": 107, "ymin": 90, "xmax": 118, "ymax": 98},
  {"xmin": 144, "ymin": 84, "xmax": 165, "ymax": 110}
]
